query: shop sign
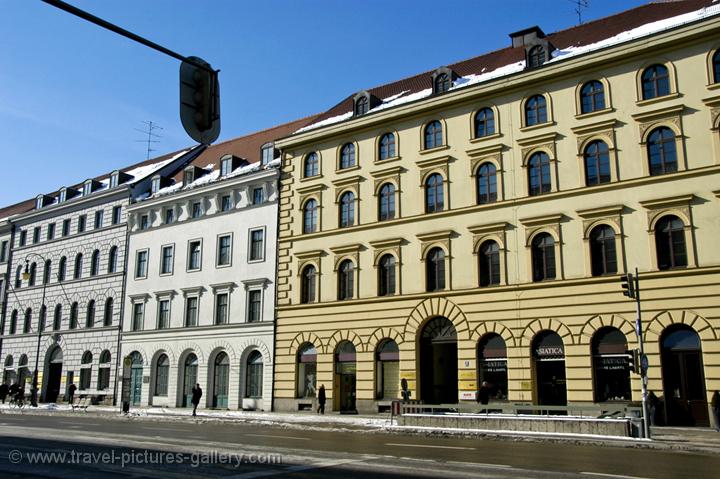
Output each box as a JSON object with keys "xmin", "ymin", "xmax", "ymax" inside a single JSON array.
[{"xmin": 534, "ymin": 346, "xmax": 564, "ymax": 358}]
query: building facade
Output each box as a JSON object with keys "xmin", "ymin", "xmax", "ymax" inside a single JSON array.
[
  {"xmin": 273, "ymin": 0, "xmax": 720, "ymax": 427},
  {"xmin": 0, "ymin": 149, "xmax": 199, "ymax": 404}
]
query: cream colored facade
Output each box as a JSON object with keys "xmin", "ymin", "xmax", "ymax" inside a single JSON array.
[{"xmin": 274, "ymin": 14, "xmax": 720, "ymax": 424}]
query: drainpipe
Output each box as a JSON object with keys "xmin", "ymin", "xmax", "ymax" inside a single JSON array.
[{"xmin": 112, "ymin": 195, "xmax": 131, "ymax": 406}]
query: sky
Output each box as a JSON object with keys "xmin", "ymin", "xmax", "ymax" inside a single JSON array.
[{"xmin": 0, "ymin": 0, "xmax": 648, "ymax": 207}]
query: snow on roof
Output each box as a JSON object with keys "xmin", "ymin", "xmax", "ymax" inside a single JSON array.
[
  {"xmin": 295, "ymin": 2, "xmax": 720, "ymax": 134},
  {"xmin": 124, "ymin": 149, "xmax": 189, "ymax": 184}
]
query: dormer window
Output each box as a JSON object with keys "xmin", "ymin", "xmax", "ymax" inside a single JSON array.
[
  {"xmin": 261, "ymin": 143, "xmax": 275, "ymax": 166},
  {"xmin": 151, "ymin": 175, "xmax": 162, "ymax": 194},
  {"xmin": 352, "ymin": 90, "xmax": 380, "ymax": 117},
  {"xmin": 35, "ymin": 194, "xmax": 52, "ymax": 210},
  {"xmin": 36, "ymin": 196, "xmax": 43, "ymax": 210},
  {"xmin": 528, "ymin": 45, "xmax": 546, "ymax": 67},
  {"xmin": 82, "ymin": 179, "xmax": 101, "ymax": 196},
  {"xmin": 355, "ymin": 96, "xmax": 369, "ymax": 115},
  {"xmin": 59, "ymin": 188, "xmax": 67, "ymax": 203},
  {"xmin": 220, "ymin": 157, "xmax": 232, "ymax": 176},
  {"xmin": 184, "ymin": 169, "xmax": 195, "ymax": 186},
  {"xmin": 431, "ymin": 67, "xmax": 457, "ymax": 95},
  {"xmin": 110, "ymin": 172, "xmax": 118, "ymax": 188}
]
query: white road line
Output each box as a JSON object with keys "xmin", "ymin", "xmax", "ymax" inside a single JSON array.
[
  {"xmin": 581, "ymin": 472, "xmax": 653, "ymax": 479},
  {"xmin": 384, "ymin": 442, "xmax": 476, "ymax": 450},
  {"xmin": 448, "ymin": 460, "xmax": 512, "ymax": 469},
  {"xmin": 246, "ymin": 433, "xmax": 310, "ymax": 441},
  {"xmin": 226, "ymin": 458, "xmax": 366, "ymax": 479}
]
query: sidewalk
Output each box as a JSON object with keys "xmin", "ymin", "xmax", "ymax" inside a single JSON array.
[{"xmin": 2, "ymin": 403, "xmax": 719, "ymax": 454}]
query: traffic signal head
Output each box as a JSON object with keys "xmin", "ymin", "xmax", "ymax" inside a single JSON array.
[
  {"xmin": 620, "ymin": 273, "xmax": 635, "ymax": 298},
  {"xmin": 626, "ymin": 348, "xmax": 641, "ymax": 375},
  {"xmin": 180, "ymin": 56, "xmax": 220, "ymax": 145}
]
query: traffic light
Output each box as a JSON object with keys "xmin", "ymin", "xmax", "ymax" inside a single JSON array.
[
  {"xmin": 180, "ymin": 56, "xmax": 220, "ymax": 145},
  {"xmin": 620, "ymin": 273, "xmax": 635, "ymax": 298},
  {"xmin": 626, "ymin": 348, "xmax": 641, "ymax": 374}
]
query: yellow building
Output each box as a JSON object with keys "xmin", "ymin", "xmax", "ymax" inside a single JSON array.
[{"xmin": 273, "ymin": 0, "xmax": 720, "ymax": 427}]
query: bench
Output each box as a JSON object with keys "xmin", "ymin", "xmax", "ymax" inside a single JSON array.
[{"xmin": 71, "ymin": 396, "xmax": 90, "ymax": 412}]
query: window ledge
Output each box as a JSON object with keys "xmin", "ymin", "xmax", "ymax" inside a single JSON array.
[
  {"xmin": 335, "ymin": 165, "xmax": 361, "ymax": 174},
  {"xmin": 469, "ymin": 132, "xmax": 502, "ymax": 144},
  {"xmin": 419, "ymin": 145, "xmax": 449, "ymax": 155},
  {"xmin": 300, "ymin": 174, "xmax": 324, "ymax": 183},
  {"xmin": 574, "ymin": 107, "xmax": 615, "ymax": 121},
  {"xmin": 706, "ymin": 82, "xmax": 720, "ymax": 91},
  {"xmin": 635, "ymin": 92, "xmax": 681, "ymax": 107},
  {"xmin": 374, "ymin": 155, "xmax": 401, "ymax": 165},
  {"xmin": 519, "ymin": 121, "xmax": 556, "ymax": 133}
]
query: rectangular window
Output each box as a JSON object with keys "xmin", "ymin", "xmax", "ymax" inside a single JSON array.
[
  {"xmin": 185, "ymin": 297, "xmax": 198, "ymax": 327},
  {"xmin": 192, "ymin": 202, "xmax": 202, "ymax": 219},
  {"xmin": 158, "ymin": 300, "xmax": 170, "ymax": 329},
  {"xmin": 188, "ymin": 240, "xmax": 202, "ymax": 270},
  {"xmin": 83, "ymin": 182, "xmax": 92, "ymax": 196},
  {"xmin": 98, "ymin": 367, "xmax": 110, "ymax": 390},
  {"xmin": 78, "ymin": 215, "xmax": 86, "ymax": 233},
  {"xmin": 221, "ymin": 195, "xmax": 232, "ymax": 212},
  {"xmin": 261, "ymin": 145, "xmax": 274, "ymax": 166},
  {"xmin": 220, "ymin": 158, "xmax": 232, "ymax": 176},
  {"xmin": 151, "ymin": 177, "xmax": 161, "ymax": 194},
  {"xmin": 79, "ymin": 368, "xmax": 91, "ymax": 390},
  {"xmin": 249, "ymin": 229, "xmax": 265, "ymax": 261},
  {"xmin": 135, "ymin": 250, "xmax": 148, "ymax": 279},
  {"xmin": 110, "ymin": 173, "xmax": 118, "ymax": 188},
  {"xmin": 62, "ymin": 219, "xmax": 71, "ymax": 237},
  {"xmin": 164, "ymin": 208, "xmax": 174, "ymax": 224},
  {"xmin": 33, "ymin": 227, "xmax": 40, "ymax": 243},
  {"xmin": 94, "ymin": 210, "xmax": 104, "ymax": 229},
  {"xmin": 47, "ymin": 223, "xmax": 55, "ymax": 241},
  {"xmin": 160, "ymin": 245, "xmax": 174, "ymax": 275},
  {"xmin": 19, "ymin": 230, "xmax": 27, "ymax": 246},
  {"xmin": 217, "ymin": 235, "xmax": 232, "ymax": 266},
  {"xmin": 252, "ymin": 187, "xmax": 264, "ymax": 205},
  {"xmin": 0, "ymin": 241, "xmax": 7, "ymax": 262},
  {"xmin": 248, "ymin": 290, "xmax": 261, "ymax": 322},
  {"xmin": 140, "ymin": 215, "xmax": 149, "ymax": 230},
  {"xmin": 112, "ymin": 206, "xmax": 122, "ymax": 225},
  {"xmin": 132, "ymin": 303, "xmax": 144, "ymax": 331},
  {"xmin": 215, "ymin": 293, "xmax": 228, "ymax": 325}
]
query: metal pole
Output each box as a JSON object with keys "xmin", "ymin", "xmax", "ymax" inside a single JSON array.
[
  {"xmin": 634, "ymin": 267, "xmax": 650, "ymax": 439},
  {"xmin": 24, "ymin": 253, "xmax": 47, "ymax": 407}
]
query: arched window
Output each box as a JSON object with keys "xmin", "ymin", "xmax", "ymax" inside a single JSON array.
[
  {"xmin": 647, "ymin": 127, "xmax": 677, "ymax": 176},
  {"xmin": 28, "ymin": 262, "xmax": 37, "ymax": 286},
  {"xmin": 714, "ymin": 50, "xmax": 720, "ymax": 84},
  {"xmin": 584, "ymin": 140, "xmax": 611, "ymax": 186},
  {"xmin": 17, "ymin": 355, "xmax": 29, "ymax": 387},
  {"xmin": 15, "ymin": 265, "xmax": 21, "ymax": 289},
  {"xmin": 300, "ymin": 265, "xmax": 316, "ymax": 304},
  {"xmin": 90, "ymin": 249, "xmax": 100, "ymax": 276},
  {"xmin": 297, "ymin": 343, "xmax": 317, "ymax": 398},
  {"xmin": 303, "ymin": 199, "xmax": 318, "ymax": 234},
  {"xmin": 376, "ymin": 339, "xmax": 399, "ymax": 399},
  {"xmin": 98, "ymin": 350, "xmax": 111, "ymax": 390},
  {"xmin": 86, "ymin": 300, "xmax": 95, "ymax": 328},
  {"xmin": 9, "ymin": 310, "xmax": 17, "ymax": 334},
  {"xmin": 531, "ymin": 233, "xmax": 556, "ymax": 281},
  {"xmin": 39, "ymin": 305, "xmax": 47, "ymax": 332},
  {"xmin": 155, "ymin": 354, "xmax": 169, "ymax": 396},
  {"xmin": 108, "ymin": 246, "xmax": 118, "ymax": 274},
  {"xmin": 74, "ymin": 253, "xmax": 83, "ymax": 279},
  {"xmin": 426, "ymin": 247, "xmax": 445, "ymax": 292},
  {"xmin": 58, "ymin": 256, "xmax": 66, "ymax": 281},
  {"xmin": 434, "ymin": 73, "xmax": 451, "ymax": 93},
  {"xmin": 69, "ymin": 302, "xmax": 79, "ymax": 329},
  {"xmin": 476, "ymin": 163, "xmax": 497, "ymax": 204},
  {"xmin": 474, "ymin": 108, "xmax": 495, "ymax": 138},
  {"xmin": 43, "ymin": 260, "xmax": 52, "ymax": 285},
  {"xmin": 379, "ymin": 133, "xmax": 396, "ymax": 161},
  {"xmin": 425, "ymin": 173, "xmax": 444, "ymax": 213},
  {"xmin": 340, "ymin": 143, "xmax": 356, "ymax": 169},
  {"xmin": 355, "ymin": 95, "xmax": 369, "ymax": 116},
  {"xmin": 103, "ymin": 298, "xmax": 114, "ymax": 326},
  {"xmin": 477, "ymin": 333, "xmax": 508, "ymax": 401},
  {"xmin": 337, "ymin": 259, "xmax": 354, "ymax": 300},
  {"xmin": 246, "ymin": 351, "xmax": 264, "ymax": 398},
  {"xmin": 53, "ymin": 304, "xmax": 62, "ymax": 331},
  {"xmin": 641, "ymin": 64, "xmax": 670, "ymax": 99},
  {"xmin": 525, "ymin": 94, "xmax": 547, "ymax": 126},
  {"xmin": 339, "ymin": 191, "xmax": 355, "ymax": 228},
  {"xmin": 528, "ymin": 152, "xmax": 551, "ymax": 196},
  {"xmin": 580, "ymin": 80, "xmax": 605, "ymax": 114},
  {"xmin": 592, "ymin": 327, "xmax": 631, "ymax": 402},
  {"xmin": 79, "ymin": 351, "xmax": 93, "ymax": 390},
  {"xmin": 655, "ymin": 215, "xmax": 687, "ymax": 270},
  {"xmin": 213, "ymin": 352, "xmax": 230, "ymax": 407},
  {"xmin": 590, "ymin": 225, "xmax": 617, "ymax": 276},
  {"xmin": 528, "ymin": 45, "xmax": 546, "ymax": 68},
  {"xmin": 378, "ymin": 254, "xmax": 396, "ymax": 296},
  {"xmin": 23, "ymin": 308, "xmax": 32, "ymax": 333},
  {"xmin": 424, "ymin": 121, "xmax": 443, "ymax": 149},
  {"xmin": 478, "ymin": 240, "xmax": 500, "ymax": 287},
  {"xmin": 378, "ymin": 183, "xmax": 395, "ymax": 221},
  {"xmin": 304, "ymin": 152, "xmax": 319, "ymax": 178}
]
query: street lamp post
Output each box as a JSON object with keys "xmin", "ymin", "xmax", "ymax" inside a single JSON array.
[{"xmin": 21, "ymin": 253, "xmax": 47, "ymax": 408}]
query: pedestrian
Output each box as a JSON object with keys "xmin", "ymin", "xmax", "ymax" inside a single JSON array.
[
  {"xmin": 477, "ymin": 381, "xmax": 490, "ymax": 405},
  {"xmin": 317, "ymin": 384, "xmax": 326, "ymax": 415},
  {"xmin": 8, "ymin": 382, "xmax": 18, "ymax": 404},
  {"xmin": 68, "ymin": 382, "xmax": 77, "ymax": 404},
  {"xmin": 0, "ymin": 383, "xmax": 8, "ymax": 404},
  {"xmin": 647, "ymin": 391, "xmax": 659, "ymax": 426},
  {"xmin": 191, "ymin": 383, "xmax": 202, "ymax": 417},
  {"xmin": 712, "ymin": 391, "xmax": 720, "ymax": 432}
]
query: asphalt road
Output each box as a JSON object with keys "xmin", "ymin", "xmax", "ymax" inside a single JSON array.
[{"xmin": 0, "ymin": 412, "xmax": 717, "ymax": 478}]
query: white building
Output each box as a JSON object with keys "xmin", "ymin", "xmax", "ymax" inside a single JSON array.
[
  {"xmin": 0, "ymin": 148, "xmax": 200, "ymax": 404},
  {"xmin": 119, "ymin": 120, "xmax": 304, "ymax": 411}
]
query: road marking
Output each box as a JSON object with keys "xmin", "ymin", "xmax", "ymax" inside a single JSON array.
[
  {"xmin": 57, "ymin": 421, "xmax": 102, "ymax": 426},
  {"xmin": 581, "ymin": 472, "xmax": 653, "ymax": 479},
  {"xmin": 246, "ymin": 433, "xmax": 310, "ymax": 441},
  {"xmin": 449, "ymin": 460, "xmax": 512, "ymax": 469},
  {"xmin": 226, "ymin": 458, "xmax": 366, "ymax": 479},
  {"xmin": 385, "ymin": 442, "xmax": 476, "ymax": 450},
  {"xmin": 143, "ymin": 426, "xmax": 192, "ymax": 432}
]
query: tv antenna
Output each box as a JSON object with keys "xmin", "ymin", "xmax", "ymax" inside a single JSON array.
[
  {"xmin": 135, "ymin": 120, "xmax": 163, "ymax": 159},
  {"xmin": 569, "ymin": 0, "xmax": 589, "ymax": 25}
]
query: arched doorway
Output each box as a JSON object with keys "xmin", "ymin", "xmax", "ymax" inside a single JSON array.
[
  {"xmin": 4, "ymin": 355, "xmax": 16, "ymax": 386},
  {"xmin": 212, "ymin": 352, "xmax": 229, "ymax": 408},
  {"xmin": 661, "ymin": 325, "xmax": 708, "ymax": 426},
  {"xmin": 334, "ymin": 341, "xmax": 357, "ymax": 412},
  {"xmin": 376, "ymin": 339, "xmax": 400, "ymax": 400},
  {"xmin": 129, "ymin": 352, "xmax": 143, "ymax": 406},
  {"xmin": 532, "ymin": 331, "xmax": 566, "ymax": 406},
  {"xmin": 420, "ymin": 317, "xmax": 458, "ymax": 404},
  {"xmin": 182, "ymin": 353, "xmax": 198, "ymax": 407},
  {"xmin": 43, "ymin": 346, "xmax": 63, "ymax": 403},
  {"xmin": 477, "ymin": 333, "xmax": 508, "ymax": 402},
  {"xmin": 592, "ymin": 327, "xmax": 631, "ymax": 403}
]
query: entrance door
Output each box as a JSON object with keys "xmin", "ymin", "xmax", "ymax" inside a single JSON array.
[
  {"xmin": 533, "ymin": 331, "xmax": 567, "ymax": 406},
  {"xmin": 213, "ymin": 353, "xmax": 229, "ymax": 408},
  {"xmin": 129, "ymin": 352, "xmax": 143, "ymax": 406},
  {"xmin": 46, "ymin": 363, "xmax": 62, "ymax": 403},
  {"xmin": 420, "ymin": 317, "xmax": 458, "ymax": 404},
  {"xmin": 182, "ymin": 354, "xmax": 198, "ymax": 407},
  {"xmin": 334, "ymin": 341, "xmax": 357, "ymax": 412},
  {"xmin": 661, "ymin": 325, "xmax": 708, "ymax": 427}
]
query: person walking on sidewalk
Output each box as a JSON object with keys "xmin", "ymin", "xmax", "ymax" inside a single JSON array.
[
  {"xmin": 317, "ymin": 384, "xmax": 326, "ymax": 414},
  {"xmin": 191, "ymin": 383, "xmax": 202, "ymax": 417},
  {"xmin": 68, "ymin": 383, "xmax": 77, "ymax": 404},
  {"xmin": 712, "ymin": 391, "xmax": 720, "ymax": 432},
  {"xmin": 0, "ymin": 383, "xmax": 8, "ymax": 404}
]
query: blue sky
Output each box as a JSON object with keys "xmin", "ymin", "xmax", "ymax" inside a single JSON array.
[{"xmin": 0, "ymin": 0, "xmax": 647, "ymax": 207}]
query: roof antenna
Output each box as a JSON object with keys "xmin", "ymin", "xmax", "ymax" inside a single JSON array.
[
  {"xmin": 135, "ymin": 120, "xmax": 163, "ymax": 160},
  {"xmin": 569, "ymin": 0, "xmax": 589, "ymax": 25}
]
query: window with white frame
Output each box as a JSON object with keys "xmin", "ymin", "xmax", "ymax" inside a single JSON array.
[
  {"xmin": 220, "ymin": 195, "xmax": 232, "ymax": 212},
  {"xmin": 135, "ymin": 250, "xmax": 148, "ymax": 279},
  {"xmin": 164, "ymin": 208, "xmax": 175, "ymax": 224},
  {"xmin": 191, "ymin": 202, "xmax": 203, "ymax": 219},
  {"xmin": 112, "ymin": 206, "xmax": 122, "ymax": 225},
  {"xmin": 252, "ymin": 187, "xmax": 265, "ymax": 205},
  {"xmin": 94, "ymin": 210, "xmax": 104, "ymax": 229},
  {"xmin": 247, "ymin": 290, "xmax": 262, "ymax": 322},
  {"xmin": 215, "ymin": 293, "xmax": 229, "ymax": 325},
  {"xmin": 131, "ymin": 302, "xmax": 144, "ymax": 331},
  {"xmin": 160, "ymin": 245, "xmax": 174, "ymax": 275},
  {"xmin": 139, "ymin": 214, "xmax": 149, "ymax": 230},
  {"xmin": 185, "ymin": 296, "xmax": 198, "ymax": 327},
  {"xmin": 261, "ymin": 143, "xmax": 275, "ymax": 166},
  {"xmin": 187, "ymin": 240, "xmax": 202, "ymax": 271},
  {"xmin": 157, "ymin": 299, "xmax": 170, "ymax": 329},
  {"xmin": 248, "ymin": 229, "xmax": 265, "ymax": 262},
  {"xmin": 220, "ymin": 157, "xmax": 233, "ymax": 176},
  {"xmin": 217, "ymin": 234, "xmax": 232, "ymax": 267}
]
